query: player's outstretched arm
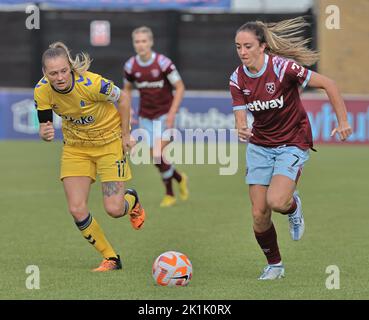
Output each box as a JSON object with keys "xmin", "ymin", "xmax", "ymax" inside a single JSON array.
[
  {"xmin": 121, "ymin": 81, "xmax": 137, "ymax": 125},
  {"xmin": 307, "ymin": 72, "xmax": 352, "ymax": 141},
  {"xmin": 117, "ymin": 89, "xmax": 135, "ymax": 153},
  {"xmin": 166, "ymin": 80, "xmax": 185, "ymax": 128},
  {"xmin": 234, "ymin": 109, "xmax": 253, "ymax": 142},
  {"xmin": 39, "ymin": 121, "xmax": 55, "ymax": 142}
]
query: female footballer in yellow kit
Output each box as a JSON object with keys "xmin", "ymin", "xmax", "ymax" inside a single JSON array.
[{"xmin": 34, "ymin": 42, "xmax": 145, "ymax": 272}]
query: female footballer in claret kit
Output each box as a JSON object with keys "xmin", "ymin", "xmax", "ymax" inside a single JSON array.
[
  {"xmin": 122, "ymin": 26, "xmax": 188, "ymax": 208},
  {"xmin": 229, "ymin": 17, "xmax": 352, "ymax": 280}
]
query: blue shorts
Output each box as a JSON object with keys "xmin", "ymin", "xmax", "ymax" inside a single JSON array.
[
  {"xmin": 246, "ymin": 143, "xmax": 310, "ymax": 185},
  {"xmin": 139, "ymin": 114, "xmax": 170, "ymax": 148}
]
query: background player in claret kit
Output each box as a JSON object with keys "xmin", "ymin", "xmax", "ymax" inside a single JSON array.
[
  {"xmin": 230, "ymin": 18, "xmax": 352, "ymax": 280},
  {"xmin": 122, "ymin": 26, "xmax": 189, "ymax": 208},
  {"xmin": 35, "ymin": 41, "xmax": 145, "ymax": 272}
]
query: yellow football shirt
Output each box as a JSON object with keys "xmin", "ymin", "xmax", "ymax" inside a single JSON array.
[{"xmin": 34, "ymin": 71, "xmax": 121, "ymax": 147}]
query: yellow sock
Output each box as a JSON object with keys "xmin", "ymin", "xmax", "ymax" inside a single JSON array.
[
  {"xmin": 76, "ymin": 213, "xmax": 117, "ymax": 259},
  {"xmin": 124, "ymin": 194, "xmax": 136, "ymax": 215}
]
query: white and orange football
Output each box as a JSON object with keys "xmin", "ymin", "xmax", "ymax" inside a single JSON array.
[{"xmin": 152, "ymin": 251, "xmax": 193, "ymax": 287}]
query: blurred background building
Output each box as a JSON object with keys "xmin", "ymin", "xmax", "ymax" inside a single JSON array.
[
  {"xmin": 1, "ymin": 0, "xmax": 367, "ymax": 93},
  {"xmin": 1, "ymin": 0, "xmax": 316, "ymax": 90},
  {"xmin": 0, "ymin": 0, "xmax": 368, "ymax": 143}
]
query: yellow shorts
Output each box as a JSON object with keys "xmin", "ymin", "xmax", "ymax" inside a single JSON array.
[{"xmin": 60, "ymin": 138, "xmax": 132, "ymax": 182}]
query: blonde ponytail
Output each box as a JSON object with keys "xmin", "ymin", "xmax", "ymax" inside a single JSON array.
[
  {"xmin": 42, "ymin": 41, "xmax": 92, "ymax": 75},
  {"xmin": 237, "ymin": 17, "xmax": 319, "ymax": 66}
]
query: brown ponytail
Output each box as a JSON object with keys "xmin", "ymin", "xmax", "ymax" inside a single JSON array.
[{"xmin": 237, "ymin": 17, "xmax": 319, "ymax": 66}]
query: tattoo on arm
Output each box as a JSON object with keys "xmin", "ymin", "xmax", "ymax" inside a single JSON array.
[{"xmin": 102, "ymin": 182, "xmax": 124, "ymax": 197}]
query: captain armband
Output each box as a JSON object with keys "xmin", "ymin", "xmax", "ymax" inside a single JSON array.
[
  {"xmin": 106, "ymin": 85, "xmax": 121, "ymax": 103},
  {"xmin": 37, "ymin": 109, "xmax": 53, "ymax": 123}
]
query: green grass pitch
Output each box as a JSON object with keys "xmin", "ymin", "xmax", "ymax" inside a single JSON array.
[{"xmin": 0, "ymin": 141, "xmax": 368, "ymax": 299}]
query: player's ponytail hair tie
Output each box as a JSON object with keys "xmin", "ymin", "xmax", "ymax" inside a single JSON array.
[
  {"xmin": 237, "ymin": 17, "xmax": 319, "ymax": 66},
  {"xmin": 42, "ymin": 41, "xmax": 92, "ymax": 75}
]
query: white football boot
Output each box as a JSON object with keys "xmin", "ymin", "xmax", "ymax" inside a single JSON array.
[
  {"xmin": 258, "ymin": 263, "xmax": 285, "ymax": 280},
  {"xmin": 288, "ymin": 191, "xmax": 305, "ymax": 241}
]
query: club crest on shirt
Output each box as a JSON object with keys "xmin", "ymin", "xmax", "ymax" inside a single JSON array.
[
  {"xmin": 265, "ymin": 82, "xmax": 276, "ymax": 94},
  {"xmin": 150, "ymin": 69, "xmax": 160, "ymax": 78},
  {"xmin": 134, "ymin": 72, "xmax": 141, "ymax": 78}
]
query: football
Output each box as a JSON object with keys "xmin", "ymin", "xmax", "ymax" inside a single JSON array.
[{"xmin": 152, "ymin": 251, "xmax": 193, "ymax": 287}]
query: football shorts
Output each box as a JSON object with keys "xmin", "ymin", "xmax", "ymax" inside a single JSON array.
[
  {"xmin": 245, "ymin": 143, "xmax": 309, "ymax": 185},
  {"xmin": 60, "ymin": 138, "xmax": 132, "ymax": 182}
]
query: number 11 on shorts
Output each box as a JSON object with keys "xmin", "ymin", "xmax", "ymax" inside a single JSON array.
[{"xmin": 115, "ymin": 159, "xmax": 126, "ymax": 177}]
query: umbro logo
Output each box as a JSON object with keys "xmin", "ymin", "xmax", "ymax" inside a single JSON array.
[{"xmin": 243, "ymin": 89, "xmax": 251, "ymax": 95}]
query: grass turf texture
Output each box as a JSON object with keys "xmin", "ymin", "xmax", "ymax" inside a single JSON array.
[{"xmin": 0, "ymin": 141, "xmax": 368, "ymax": 299}]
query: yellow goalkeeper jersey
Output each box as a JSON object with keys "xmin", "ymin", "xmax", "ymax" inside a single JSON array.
[{"xmin": 34, "ymin": 71, "xmax": 121, "ymax": 147}]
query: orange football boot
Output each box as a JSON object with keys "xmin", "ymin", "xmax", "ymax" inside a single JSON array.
[
  {"xmin": 92, "ymin": 255, "xmax": 122, "ymax": 272},
  {"xmin": 125, "ymin": 189, "xmax": 145, "ymax": 230}
]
